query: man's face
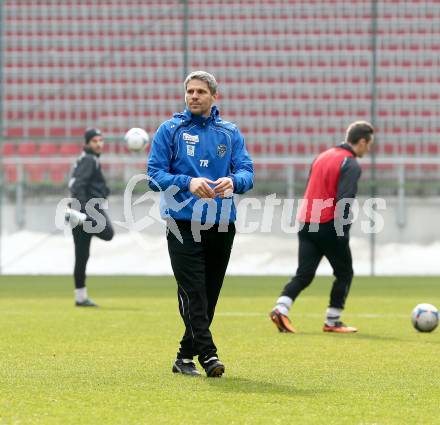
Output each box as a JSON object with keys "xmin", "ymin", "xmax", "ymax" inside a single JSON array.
[
  {"xmin": 185, "ymin": 79, "xmax": 217, "ymax": 117},
  {"xmin": 356, "ymin": 135, "xmax": 374, "ymax": 158},
  {"xmin": 87, "ymin": 135, "xmax": 104, "ymax": 154}
]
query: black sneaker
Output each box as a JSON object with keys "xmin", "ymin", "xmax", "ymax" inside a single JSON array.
[
  {"xmin": 203, "ymin": 357, "xmax": 225, "ymax": 378},
  {"xmin": 75, "ymin": 298, "xmax": 98, "ymax": 307},
  {"xmin": 172, "ymin": 359, "xmax": 201, "ymax": 376}
]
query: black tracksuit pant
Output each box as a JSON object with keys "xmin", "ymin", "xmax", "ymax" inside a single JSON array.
[
  {"xmin": 72, "ymin": 209, "xmax": 114, "ymax": 289},
  {"xmin": 167, "ymin": 220, "xmax": 235, "ymax": 364},
  {"xmin": 281, "ymin": 221, "xmax": 354, "ymax": 309}
]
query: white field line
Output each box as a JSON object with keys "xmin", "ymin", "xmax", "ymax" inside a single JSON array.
[
  {"xmin": 8, "ymin": 308, "xmax": 408, "ymax": 319},
  {"xmin": 215, "ymin": 312, "xmax": 409, "ymax": 318}
]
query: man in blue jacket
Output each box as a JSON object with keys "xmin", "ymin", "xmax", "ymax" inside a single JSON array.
[{"xmin": 148, "ymin": 70, "xmax": 254, "ymax": 377}]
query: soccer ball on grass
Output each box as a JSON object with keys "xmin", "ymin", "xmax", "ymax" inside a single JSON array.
[{"xmin": 411, "ymin": 303, "xmax": 439, "ymax": 332}]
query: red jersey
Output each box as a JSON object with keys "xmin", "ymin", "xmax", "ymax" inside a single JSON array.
[{"xmin": 296, "ymin": 144, "xmax": 361, "ymax": 223}]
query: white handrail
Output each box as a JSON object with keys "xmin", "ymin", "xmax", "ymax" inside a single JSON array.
[{"xmin": 3, "ymin": 155, "xmax": 440, "ymax": 165}]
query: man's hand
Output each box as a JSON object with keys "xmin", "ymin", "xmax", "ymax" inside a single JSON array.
[
  {"xmin": 189, "ymin": 177, "xmax": 216, "ymax": 199},
  {"xmin": 212, "ymin": 177, "xmax": 234, "ymax": 198}
]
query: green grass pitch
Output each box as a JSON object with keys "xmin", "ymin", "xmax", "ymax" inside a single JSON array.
[{"xmin": 1, "ymin": 275, "xmax": 439, "ymax": 425}]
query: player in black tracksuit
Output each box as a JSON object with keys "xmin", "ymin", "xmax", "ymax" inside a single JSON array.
[
  {"xmin": 270, "ymin": 121, "xmax": 375, "ymax": 334},
  {"xmin": 67, "ymin": 128, "xmax": 114, "ymax": 307}
]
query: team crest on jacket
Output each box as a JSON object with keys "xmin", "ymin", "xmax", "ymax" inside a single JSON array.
[{"xmin": 217, "ymin": 144, "xmax": 227, "ymax": 158}]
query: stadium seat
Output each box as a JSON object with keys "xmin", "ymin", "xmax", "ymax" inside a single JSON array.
[
  {"xmin": 2, "ymin": 142, "xmax": 17, "ymax": 156},
  {"xmin": 274, "ymin": 143, "xmax": 286, "ymax": 155},
  {"xmin": 25, "ymin": 165, "xmax": 46, "ymax": 183},
  {"xmin": 17, "ymin": 143, "xmax": 38, "ymax": 156},
  {"xmin": 6, "ymin": 128, "xmax": 24, "ymax": 138},
  {"xmin": 4, "ymin": 165, "xmax": 18, "ymax": 184},
  {"xmin": 383, "ymin": 143, "xmax": 396, "ymax": 155},
  {"xmin": 49, "ymin": 164, "xmax": 69, "ymax": 183},
  {"xmin": 404, "ymin": 144, "xmax": 417, "ymax": 155},
  {"xmin": 38, "ymin": 143, "xmax": 58, "ymax": 156},
  {"xmin": 249, "ymin": 143, "xmax": 263, "ymax": 155},
  {"xmin": 102, "ymin": 143, "xmax": 112, "ymax": 154},
  {"xmin": 28, "ymin": 128, "xmax": 46, "ymax": 138},
  {"xmin": 421, "ymin": 164, "xmax": 438, "ymax": 172},
  {"xmin": 59, "ymin": 143, "xmax": 79, "ymax": 156},
  {"xmin": 290, "ymin": 143, "xmax": 306, "ymax": 155},
  {"xmin": 426, "ymin": 144, "xmax": 439, "ymax": 155},
  {"xmin": 49, "ymin": 128, "xmax": 69, "ymax": 137}
]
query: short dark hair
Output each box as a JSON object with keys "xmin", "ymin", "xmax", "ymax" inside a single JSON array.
[
  {"xmin": 184, "ymin": 70, "xmax": 218, "ymax": 95},
  {"xmin": 345, "ymin": 121, "xmax": 374, "ymax": 145}
]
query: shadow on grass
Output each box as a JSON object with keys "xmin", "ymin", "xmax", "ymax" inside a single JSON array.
[
  {"xmin": 340, "ymin": 333, "xmax": 405, "ymax": 342},
  {"xmin": 96, "ymin": 306, "xmax": 145, "ymax": 312},
  {"xmin": 417, "ymin": 338, "xmax": 440, "ymax": 345},
  {"xmin": 205, "ymin": 375, "xmax": 323, "ymax": 397}
]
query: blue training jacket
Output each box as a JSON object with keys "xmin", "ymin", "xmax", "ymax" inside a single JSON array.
[{"xmin": 147, "ymin": 106, "xmax": 254, "ymax": 224}]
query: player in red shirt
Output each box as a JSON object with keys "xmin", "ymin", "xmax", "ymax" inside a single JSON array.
[{"xmin": 270, "ymin": 121, "xmax": 374, "ymax": 333}]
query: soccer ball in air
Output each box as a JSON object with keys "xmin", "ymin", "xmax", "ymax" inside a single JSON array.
[
  {"xmin": 124, "ymin": 128, "xmax": 149, "ymax": 152},
  {"xmin": 411, "ymin": 303, "xmax": 439, "ymax": 332}
]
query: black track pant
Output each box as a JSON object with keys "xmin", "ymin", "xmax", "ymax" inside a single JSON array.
[
  {"xmin": 281, "ymin": 221, "xmax": 353, "ymax": 309},
  {"xmin": 167, "ymin": 220, "xmax": 235, "ymax": 363},
  {"xmin": 72, "ymin": 209, "xmax": 114, "ymax": 289}
]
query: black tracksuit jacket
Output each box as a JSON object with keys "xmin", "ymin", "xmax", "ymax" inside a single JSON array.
[{"xmin": 68, "ymin": 147, "xmax": 110, "ymax": 210}]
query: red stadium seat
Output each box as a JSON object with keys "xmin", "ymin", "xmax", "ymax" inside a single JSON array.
[
  {"xmin": 426, "ymin": 144, "xmax": 439, "ymax": 155},
  {"xmin": 291, "ymin": 143, "xmax": 306, "ymax": 155},
  {"xmin": 28, "ymin": 128, "xmax": 46, "ymax": 138},
  {"xmin": 49, "ymin": 128, "xmax": 68, "ymax": 137},
  {"xmin": 274, "ymin": 143, "xmax": 286, "ymax": 155},
  {"xmin": 59, "ymin": 143, "xmax": 80, "ymax": 156},
  {"xmin": 4, "ymin": 165, "xmax": 18, "ymax": 183},
  {"xmin": 383, "ymin": 143, "xmax": 396, "ymax": 155},
  {"xmin": 6, "ymin": 128, "xmax": 24, "ymax": 138},
  {"xmin": 102, "ymin": 143, "xmax": 111, "ymax": 154},
  {"xmin": 249, "ymin": 143, "xmax": 263, "ymax": 155},
  {"xmin": 404, "ymin": 144, "xmax": 416, "ymax": 155},
  {"xmin": 38, "ymin": 143, "xmax": 58, "ymax": 156},
  {"xmin": 266, "ymin": 164, "xmax": 284, "ymax": 171},
  {"xmin": 2, "ymin": 142, "xmax": 17, "ymax": 156},
  {"xmin": 118, "ymin": 143, "xmax": 131, "ymax": 154},
  {"xmin": 17, "ymin": 143, "xmax": 37, "ymax": 156},
  {"xmin": 25, "ymin": 165, "xmax": 46, "ymax": 183},
  {"xmin": 421, "ymin": 164, "xmax": 438, "ymax": 172},
  {"xmin": 49, "ymin": 164, "xmax": 69, "ymax": 183},
  {"xmin": 71, "ymin": 128, "xmax": 85, "ymax": 137}
]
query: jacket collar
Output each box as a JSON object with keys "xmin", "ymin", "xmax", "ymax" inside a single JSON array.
[
  {"xmin": 338, "ymin": 143, "xmax": 357, "ymax": 157},
  {"xmin": 175, "ymin": 105, "xmax": 220, "ymax": 125},
  {"xmin": 83, "ymin": 146, "xmax": 100, "ymax": 157}
]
